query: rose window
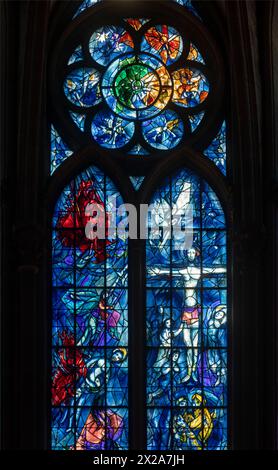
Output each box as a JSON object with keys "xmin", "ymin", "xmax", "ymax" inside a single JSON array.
[{"xmin": 62, "ymin": 20, "xmax": 210, "ymax": 153}]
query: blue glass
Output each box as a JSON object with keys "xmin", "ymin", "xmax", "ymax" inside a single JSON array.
[
  {"xmin": 188, "ymin": 111, "xmax": 204, "ymax": 132},
  {"xmin": 68, "ymin": 45, "xmax": 83, "ymax": 65},
  {"xmin": 204, "ymin": 121, "xmax": 226, "ymax": 175},
  {"xmin": 171, "ymin": 170, "xmax": 201, "ymax": 230},
  {"xmin": 73, "ymin": 0, "xmax": 102, "ymax": 19},
  {"xmin": 146, "ymin": 167, "xmax": 227, "ymax": 450},
  {"xmin": 105, "ymin": 193, "xmax": 129, "ymax": 284},
  {"xmin": 64, "ymin": 68, "xmax": 102, "ymax": 108},
  {"xmin": 50, "ymin": 125, "xmax": 73, "ymax": 174},
  {"xmin": 106, "ymin": 349, "xmax": 128, "ymax": 406},
  {"xmin": 73, "ymin": 1, "xmax": 201, "ymax": 23},
  {"xmin": 52, "ymin": 165, "xmax": 128, "ymax": 450},
  {"xmin": 128, "ymin": 144, "xmax": 149, "ymax": 156},
  {"xmin": 203, "ymin": 290, "xmax": 227, "ymax": 349},
  {"xmin": 146, "ymin": 240, "xmax": 172, "ymax": 289},
  {"xmin": 171, "ymin": 0, "xmax": 202, "ymax": 20},
  {"xmin": 203, "ymin": 347, "xmax": 228, "ymax": 406},
  {"xmin": 147, "ymin": 348, "xmax": 172, "ymax": 406},
  {"xmin": 129, "ymin": 176, "xmax": 145, "ymax": 190},
  {"xmin": 142, "ymin": 110, "xmax": 184, "ymax": 150},
  {"xmin": 89, "ymin": 26, "xmax": 134, "ymax": 66},
  {"xmin": 63, "ymin": 21, "xmax": 211, "ymax": 155},
  {"xmin": 102, "ymin": 88, "xmax": 137, "ymax": 121},
  {"xmin": 69, "ymin": 111, "xmax": 86, "ymax": 131},
  {"xmin": 52, "ymin": 288, "xmax": 75, "ymax": 347},
  {"xmin": 54, "ymin": 3, "xmax": 228, "ymax": 450},
  {"xmin": 202, "ymin": 231, "xmax": 227, "ymax": 288},
  {"xmin": 202, "ymin": 182, "xmax": 226, "ymax": 228},
  {"xmin": 52, "ymin": 408, "xmax": 75, "ymax": 449},
  {"xmin": 147, "ymin": 408, "xmax": 171, "ymax": 450},
  {"xmin": 52, "ymin": 244, "xmax": 75, "ymax": 288},
  {"xmin": 91, "ymin": 110, "xmax": 135, "ymax": 148},
  {"xmin": 146, "ymin": 289, "xmax": 171, "ymax": 347}
]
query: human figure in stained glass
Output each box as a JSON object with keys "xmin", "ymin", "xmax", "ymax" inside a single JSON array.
[
  {"xmin": 151, "ymin": 315, "xmax": 182, "ymax": 371},
  {"xmin": 207, "ymin": 304, "xmax": 227, "ymax": 386},
  {"xmin": 68, "ymin": 348, "xmax": 127, "ymax": 433},
  {"xmin": 106, "ymin": 348, "xmax": 128, "ymax": 407},
  {"xmin": 56, "ymin": 179, "xmax": 111, "ymax": 263},
  {"xmin": 148, "ymin": 349, "xmax": 180, "ymax": 403},
  {"xmin": 75, "ymin": 409, "xmax": 124, "ymax": 450},
  {"xmin": 52, "ymin": 331, "xmax": 87, "ymax": 406},
  {"xmin": 173, "ymin": 393, "xmax": 216, "ymax": 449},
  {"xmin": 78, "ymin": 292, "xmax": 121, "ymax": 346},
  {"xmin": 148, "ymin": 247, "xmax": 226, "ymax": 382}
]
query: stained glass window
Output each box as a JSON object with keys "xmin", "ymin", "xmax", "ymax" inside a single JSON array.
[
  {"xmin": 73, "ymin": 0, "xmax": 102, "ymax": 19},
  {"xmin": 146, "ymin": 168, "xmax": 227, "ymax": 450},
  {"xmin": 129, "ymin": 176, "xmax": 145, "ymax": 190},
  {"xmin": 51, "ymin": 165, "xmax": 128, "ymax": 450},
  {"xmin": 204, "ymin": 121, "xmax": 227, "ymax": 175},
  {"xmin": 55, "ymin": 9, "xmax": 215, "ymax": 165},
  {"xmin": 73, "ymin": 1, "xmax": 201, "ymax": 21},
  {"xmin": 66, "ymin": 31, "xmax": 207, "ymax": 149},
  {"xmin": 50, "ymin": 126, "xmax": 73, "ymax": 175},
  {"xmin": 50, "ymin": 0, "xmax": 228, "ymax": 452}
]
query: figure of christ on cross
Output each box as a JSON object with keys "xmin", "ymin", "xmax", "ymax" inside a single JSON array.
[
  {"xmin": 148, "ymin": 179, "xmax": 226, "ymax": 383},
  {"xmin": 148, "ymin": 248, "xmax": 226, "ymax": 383}
]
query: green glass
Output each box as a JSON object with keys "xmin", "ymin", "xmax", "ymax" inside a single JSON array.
[{"xmin": 114, "ymin": 64, "xmax": 160, "ymax": 110}]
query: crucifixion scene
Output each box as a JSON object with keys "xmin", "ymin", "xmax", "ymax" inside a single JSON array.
[{"xmin": 146, "ymin": 168, "xmax": 227, "ymax": 450}]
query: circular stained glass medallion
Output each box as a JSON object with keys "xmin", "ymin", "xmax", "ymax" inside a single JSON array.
[
  {"xmin": 102, "ymin": 53, "xmax": 172, "ymax": 120},
  {"xmin": 64, "ymin": 68, "xmax": 102, "ymax": 107},
  {"xmin": 89, "ymin": 26, "xmax": 134, "ymax": 66},
  {"xmin": 142, "ymin": 109, "xmax": 184, "ymax": 150},
  {"xmin": 91, "ymin": 110, "xmax": 135, "ymax": 149},
  {"xmin": 114, "ymin": 64, "xmax": 160, "ymax": 110}
]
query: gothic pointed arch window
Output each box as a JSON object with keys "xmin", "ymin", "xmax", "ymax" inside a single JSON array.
[{"xmin": 49, "ymin": 0, "xmax": 228, "ymax": 451}]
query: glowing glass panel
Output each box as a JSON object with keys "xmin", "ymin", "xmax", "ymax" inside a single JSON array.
[
  {"xmin": 52, "ymin": 165, "xmax": 129, "ymax": 450},
  {"xmin": 146, "ymin": 168, "xmax": 227, "ymax": 450}
]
